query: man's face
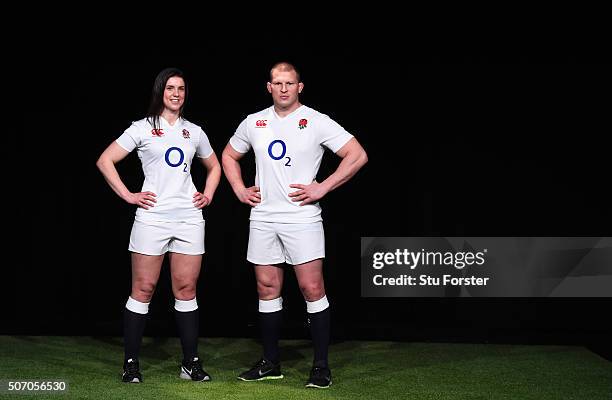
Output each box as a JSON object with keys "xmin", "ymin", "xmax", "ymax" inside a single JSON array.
[{"xmin": 267, "ymin": 69, "xmax": 303, "ymax": 109}]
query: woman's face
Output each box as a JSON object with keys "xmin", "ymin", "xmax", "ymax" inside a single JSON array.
[{"xmin": 163, "ymin": 76, "xmax": 186, "ymax": 112}]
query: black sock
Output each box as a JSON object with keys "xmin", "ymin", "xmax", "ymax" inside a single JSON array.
[
  {"xmin": 124, "ymin": 309, "xmax": 147, "ymax": 362},
  {"xmin": 175, "ymin": 309, "xmax": 199, "ymax": 362},
  {"xmin": 260, "ymin": 310, "xmax": 282, "ymax": 364},
  {"xmin": 309, "ymin": 307, "xmax": 330, "ymax": 368}
]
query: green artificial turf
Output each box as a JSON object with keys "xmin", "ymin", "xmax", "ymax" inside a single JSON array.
[{"xmin": 0, "ymin": 336, "xmax": 610, "ymax": 399}]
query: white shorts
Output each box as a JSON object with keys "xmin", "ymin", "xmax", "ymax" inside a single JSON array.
[
  {"xmin": 247, "ymin": 221, "xmax": 325, "ymax": 266},
  {"xmin": 129, "ymin": 218, "xmax": 205, "ymax": 256}
]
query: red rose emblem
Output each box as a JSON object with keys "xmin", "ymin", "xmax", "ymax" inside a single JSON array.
[{"xmin": 298, "ymin": 119, "xmax": 308, "ymax": 129}]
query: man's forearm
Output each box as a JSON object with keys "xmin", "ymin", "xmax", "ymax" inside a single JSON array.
[
  {"xmin": 321, "ymin": 149, "xmax": 368, "ymax": 193},
  {"xmin": 222, "ymin": 155, "xmax": 247, "ymax": 195}
]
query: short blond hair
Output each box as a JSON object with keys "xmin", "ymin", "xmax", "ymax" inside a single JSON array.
[{"xmin": 270, "ymin": 62, "xmax": 301, "ymax": 82}]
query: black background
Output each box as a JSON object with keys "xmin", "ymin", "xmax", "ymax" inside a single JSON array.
[{"xmin": 6, "ymin": 30, "xmax": 611, "ymax": 359}]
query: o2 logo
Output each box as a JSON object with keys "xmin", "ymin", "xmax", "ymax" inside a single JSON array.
[
  {"xmin": 165, "ymin": 147, "xmax": 188, "ymax": 172},
  {"xmin": 268, "ymin": 140, "xmax": 291, "ymax": 166}
]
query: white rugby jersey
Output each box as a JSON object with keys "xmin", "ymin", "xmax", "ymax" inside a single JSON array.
[
  {"xmin": 116, "ymin": 116, "xmax": 213, "ymax": 222},
  {"xmin": 229, "ymin": 105, "xmax": 353, "ymax": 223}
]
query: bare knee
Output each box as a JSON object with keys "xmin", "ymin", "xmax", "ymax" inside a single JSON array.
[
  {"xmin": 257, "ymin": 277, "xmax": 282, "ymax": 299},
  {"xmin": 300, "ymin": 282, "xmax": 325, "ymax": 302},
  {"xmin": 131, "ymin": 282, "xmax": 156, "ymax": 303},
  {"xmin": 174, "ymin": 282, "xmax": 196, "ymax": 301}
]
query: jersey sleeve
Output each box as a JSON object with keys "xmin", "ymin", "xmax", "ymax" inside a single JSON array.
[
  {"xmin": 228, "ymin": 118, "xmax": 251, "ymax": 153},
  {"xmin": 115, "ymin": 122, "xmax": 142, "ymax": 152},
  {"xmin": 317, "ymin": 115, "xmax": 354, "ymax": 153},
  {"xmin": 196, "ymin": 128, "xmax": 214, "ymax": 158}
]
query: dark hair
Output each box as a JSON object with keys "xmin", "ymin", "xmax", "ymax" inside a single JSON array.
[
  {"xmin": 146, "ymin": 67, "xmax": 188, "ymax": 131},
  {"xmin": 269, "ymin": 61, "xmax": 301, "ymax": 82}
]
